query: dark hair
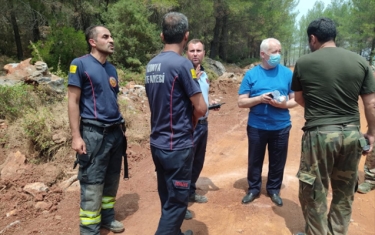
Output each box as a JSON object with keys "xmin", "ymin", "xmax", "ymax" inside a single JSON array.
[
  {"xmin": 85, "ymin": 25, "xmax": 107, "ymax": 52},
  {"xmin": 307, "ymin": 18, "xmax": 336, "ymax": 43},
  {"xmin": 187, "ymin": 39, "xmax": 205, "ymax": 50},
  {"xmin": 162, "ymin": 12, "xmax": 188, "ymax": 44}
]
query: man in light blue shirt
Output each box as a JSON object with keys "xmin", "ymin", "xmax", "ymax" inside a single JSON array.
[{"xmin": 185, "ymin": 39, "xmax": 220, "ymax": 220}]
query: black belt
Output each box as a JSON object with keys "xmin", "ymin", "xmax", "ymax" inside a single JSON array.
[
  {"xmin": 304, "ymin": 123, "xmax": 359, "ymax": 132},
  {"xmin": 198, "ymin": 118, "xmax": 208, "ymax": 125},
  {"xmin": 81, "ymin": 119, "xmax": 124, "ymax": 133}
]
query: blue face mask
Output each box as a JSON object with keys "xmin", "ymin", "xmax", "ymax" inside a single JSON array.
[{"xmin": 267, "ymin": 53, "xmax": 281, "ymax": 67}]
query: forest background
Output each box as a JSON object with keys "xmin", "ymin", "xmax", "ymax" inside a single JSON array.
[{"xmin": 1, "ymin": 0, "xmax": 375, "ymax": 78}]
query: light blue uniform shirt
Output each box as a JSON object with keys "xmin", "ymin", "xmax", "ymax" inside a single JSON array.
[{"xmin": 197, "ymin": 71, "xmax": 209, "ymax": 119}]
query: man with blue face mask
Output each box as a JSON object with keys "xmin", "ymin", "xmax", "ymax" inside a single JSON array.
[{"xmin": 238, "ymin": 38, "xmax": 298, "ymax": 207}]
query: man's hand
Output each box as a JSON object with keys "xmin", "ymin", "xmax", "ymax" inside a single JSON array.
[
  {"xmin": 196, "ymin": 64, "xmax": 203, "ymax": 79},
  {"xmin": 259, "ymin": 93, "xmax": 273, "ymax": 104},
  {"xmin": 209, "ymin": 99, "xmax": 221, "ymax": 111},
  {"xmin": 363, "ymin": 134, "xmax": 374, "ymax": 154},
  {"xmin": 269, "ymin": 98, "xmax": 287, "ymax": 108},
  {"xmin": 72, "ymin": 136, "xmax": 87, "ymax": 154}
]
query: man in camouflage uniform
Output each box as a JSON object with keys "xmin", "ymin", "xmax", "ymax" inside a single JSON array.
[{"xmin": 291, "ymin": 18, "xmax": 375, "ymax": 235}]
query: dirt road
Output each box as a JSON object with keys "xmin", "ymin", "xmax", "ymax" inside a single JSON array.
[
  {"xmin": 2, "ymin": 80, "xmax": 374, "ymax": 235},
  {"xmin": 113, "ymin": 82, "xmax": 374, "ymax": 235}
]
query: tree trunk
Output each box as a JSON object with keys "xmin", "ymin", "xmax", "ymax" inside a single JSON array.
[
  {"xmin": 209, "ymin": 17, "xmax": 222, "ymax": 59},
  {"xmin": 8, "ymin": 0, "xmax": 23, "ymax": 60},
  {"xmin": 105, "ymin": 0, "xmax": 110, "ymax": 11},
  {"xmin": 32, "ymin": 11, "xmax": 40, "ymax": 42},
  {"xmin": 371, "ymin": 28, "xmax": 375, "ymax": 65},
  {"xmin": 284, "ymin": 50, "xmax": 288, "ymax": 66},
  {"xmin": 218, "ymin": 14, "xmax": 228, "ymax": 61}
]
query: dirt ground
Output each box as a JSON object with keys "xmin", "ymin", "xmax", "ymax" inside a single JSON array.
[{"xmin": 1, "ymin": 74, "xmax": 375, "ymax": 235}]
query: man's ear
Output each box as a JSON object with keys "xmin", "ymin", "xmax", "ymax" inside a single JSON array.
[
  {"xmin": 184, "ymin": 31, "xmax": 189, "ymax": 42},
  {"xmin": 160, "ymin": 32, "xmax": 165, "ymax": 43},
  {"xmin": 260, "ymin": 51, "xmax": 266, "ymax": 59},
  {"xmin": 88, "ymin": 38, "xmax": 96, "ymax": 48},
  {"xmin": 310, "ymin": 35, "xmax": 317, "ymax": 44}
]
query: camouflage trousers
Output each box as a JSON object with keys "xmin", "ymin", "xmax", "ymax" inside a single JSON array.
[
  {"xmin": 363, "ymin": 148, "xmax": 375, "ymax": 184},
  {"xmin": 297, "ymin": 125, "xmax": 363, "ymax": 235}
]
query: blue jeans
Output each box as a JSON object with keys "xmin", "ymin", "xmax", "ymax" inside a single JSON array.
[
  {"xmin": 151, "ymin": 146, "xmax": 194, "ymax": 235},
  {"xmin": 246, "ymin": 125, "xmax": 291, "ymax": 195}
]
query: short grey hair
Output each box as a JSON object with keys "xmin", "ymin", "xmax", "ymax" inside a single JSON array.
[
  {"xmin": 162, "ymin": 12, "xmax": 189, "ymax": 44},
  {"xmin": 260, "ymin": 38, "xmax": 281, "ymax": 53}
]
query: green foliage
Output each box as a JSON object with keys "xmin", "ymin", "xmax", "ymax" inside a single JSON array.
[
  {"xmin": 54, "ymin": 57, "xmax": 69, "ymax": 86},
  {"xmin": 0, "ymin": 82, "xmax": 64, "ymax": 122},
  {"xmin": 104, "ymin": 0, "xmax": 162, "ymax": 72},
  {"xmin": 117, "ymin": 67, "xmax": 145, "ymax": 86},
  {"xmin": 0, "ymin": 84, "xmax": 36, "ymax": 121},
  {"xmin": 0, "ymin": 133, "xmax": 8, "ymax": 147},
  {"xmin": 30, "ymin": 26, "xmax": 87, "ymax": 72},
  {"xmin": 29, "ymin": 41, "xmax": 43, "ymax": 62},
  {"xmin": 295, "ymin": 0, "xmax": 375, "ymax": 60},
  {"xmin": 347, "ymin": 0, "xmax": 375, "ymax": 57},
  {"xmin": 236, "ymin": 58, "xmax": 260, "ymax": 68},
  {"xmin": 22, "ymin": 107, "xmax": 57, "ymax": 161}
]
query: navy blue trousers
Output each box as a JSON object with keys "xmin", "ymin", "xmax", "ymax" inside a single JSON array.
[
  {"xmin": 151, "ymin": 146, "xmax": 194, "ymax": 235},
  {"xmin": 246, "ymin": 125, "xmax": 291, "ymax": 195},
  {"xmin": 190, "ymin": 122, "xmax": 208, "ymax": 196}
]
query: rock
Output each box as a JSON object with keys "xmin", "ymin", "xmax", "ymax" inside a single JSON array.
[
  {"xmin": 6, "ymin": 209, "xmax": 17, "ymax": 217},
  {"xmin": 35, "ymin": 201, "xmax": 52, "ymax": 210},
  {"xmin": 52, "ymin": 133, "xmax": 67, "ymax": 144},
  {"xmin": 23, "ymin": 182, "xmax": 49, "ymax": 198},
  {"xmin": 39, "ymin": 165, "xmax": 64, "ymax": 187},
  {"xmin": 3, "ymin": 58, "xmax": 32, "ymax": 75},
  {"xmin": 0, "ymin": 151, "xmax": 27, "ymax": 181},
  {"xmin": 205, "ymin": 58, "xmax": 226, "ymax": 76},
  {"xmin": 133, "ymin": 85, "xmax": 145, "ymax": 90},
  {"xmin": 3, "ymin": 63, "xmax": 19, "ymax": 73},
  {"xmin": 218, "ymin": 72, "xmax": 235, "ymax": 79},
  {"xmin": 59, "ymin": 175, "xmax": 78, "ymax": 190},
  {"xmin": 0, "ymin": 123, "xmax": 7, "ymax": 130},
  {"xmin": 0, "ymin": 59, "xmax": 65, "ymax": 93},
  {"xmin": 125, "ymin": 81, "xmax": 135, "ymax": 89},
  {"xmin": 66, "ymin": 180, "xmax": 80, "ymax": 192},
  {"xmin": 34, "ymin": 61, "xmax": 48, "ymax": 73}
]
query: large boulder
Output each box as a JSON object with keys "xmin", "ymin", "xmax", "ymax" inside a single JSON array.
[
  {"xmin": 204, "ymin": 58, "xmax": 226, "ymax": 76},
  {"xmin": 0, "ymin": 59, "xmax": 65, "ymax": 93},
  {"xmin": 0, "ymin": 151, "xmax": 28, "ymax": 181}
]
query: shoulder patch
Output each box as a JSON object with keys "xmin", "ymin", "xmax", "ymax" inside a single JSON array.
[
  {"xmin": 109, "ymin": 77, "xmax": 117, "ymax": 88},
  {"xmin": 69, "ymin": 65, "xmax": 77, "ymax": 74},
  {"xmin": 190, "ymin": 69, "xmax": 197, "ymax": 79}
]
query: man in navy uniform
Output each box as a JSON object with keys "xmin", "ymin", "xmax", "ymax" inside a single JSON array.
[
  {"xmin": 145, "ymin": 12, "xmax": 207, "ymax": 235},
  {"xmin": 68, "ymin": 25, "xmax": 126, "ymax": 235}
]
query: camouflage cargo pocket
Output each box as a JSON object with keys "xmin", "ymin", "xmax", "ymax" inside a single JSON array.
[
  {"xmin": 297, "ymin": 171, "xmax": 316, "ymax": 185},
  {"xmin": 297, "ymin": 171, "xmax": 316, "ymax": 200}
]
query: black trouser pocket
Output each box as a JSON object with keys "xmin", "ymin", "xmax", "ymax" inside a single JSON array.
[
  {"xmin": 78, "ymin": 126, "xmax": 103, "ymax": 182},
  {"xmin": 77, "ymin": 153, "xmax": 91, "ymax": 182}
]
